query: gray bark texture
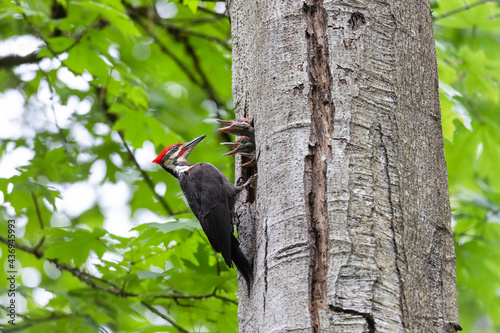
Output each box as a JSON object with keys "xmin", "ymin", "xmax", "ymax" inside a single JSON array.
[{"xmin": 228, "ymin": 0, "xmax": 461, "ymax": 332}]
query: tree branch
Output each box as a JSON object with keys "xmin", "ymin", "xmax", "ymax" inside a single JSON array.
[
  {"xmin": 433, "ymin": 0, "xmax": 494, "ymax": 20},
  {"xmin": 182, "ymin": 37, "xmax": 225, "ymax": 107},
  {"xmin": 156, "ymin": 20, "xmax": 231, "ymax": 51},
  {"xmin": 0, "ymin": 52, "xmax": 41, "ymax": 70},
  {"xmin": 117, "ymin": 131, "xmax": 176, "ymax": 216},
  {"xmin": 141, "ymin": 302, "xmax": 189, "ymax": 333},
  {"xmin": 128, "ymin": 6, "xmax": 229, "ymax": 120},
  {"xmin": 31, "ymin": 193, "xmax": 46, "ymax": 251},
  {"xmin": 0, "ymin": 306, "xmax": 76, "ymax": 333},
  {"xmin": 155, "ymin": 291, "xmax": 238, "ymax": 305},
  {"xmin": 166, "ymin": 16, "xmax": 225, "ymax": 25},
  {"xmin": 132, "ymin": 17, "xmax": 202, "ymax": 86},
  {"xmin": 0, "ymin": 235, "xmax": 238, "ymax": 305}
]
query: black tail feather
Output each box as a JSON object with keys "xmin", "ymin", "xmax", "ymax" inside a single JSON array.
[{"xmin": 231, "ymin": 235, "xmax": 253, "ymax": 295}]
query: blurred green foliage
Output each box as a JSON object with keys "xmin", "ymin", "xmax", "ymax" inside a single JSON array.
[
  {"xmin": 0, "ymin": 0, "xmax": 238, "ymax": 332},
  {"xmin": 433, "ymin": 0, "xmax": 500, "ymax": 331},
  {"xmin": 0, "ymin": 0, "xmax": 499, "ymax": 332}
]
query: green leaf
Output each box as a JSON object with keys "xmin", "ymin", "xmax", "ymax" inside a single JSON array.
[
  {"xmin": 44, "ymin": 228, "xmax": 108, "ymax": 266},
  {"xmin": 71, "ymin": 1, "xmax": 141, "ymax": 36},
  {"xmin": 183, "ymin": 0, "xmax": 200, "ymax": 13},
  {"xmin": 133, "ymin": 221, "xmax": 201, "ymax": 234}
]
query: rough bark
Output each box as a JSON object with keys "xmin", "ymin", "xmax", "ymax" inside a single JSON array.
[{"xmin": 228, "ymin": 0, "xmax": 461, "ymax": 332}]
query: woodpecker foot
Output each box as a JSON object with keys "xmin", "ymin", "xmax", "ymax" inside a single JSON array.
[{"xmin": 242, "ymin": 174, "xmax": 258, "ymax": 188}]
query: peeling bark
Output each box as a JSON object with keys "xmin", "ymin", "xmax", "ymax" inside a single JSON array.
[
  {"xmin": 229, "ymin": 0, "xmax": 460, "ymax": 332},
  {"xmin": 303, "ymin": 1, "xmax": 335, "ymax": 331}
]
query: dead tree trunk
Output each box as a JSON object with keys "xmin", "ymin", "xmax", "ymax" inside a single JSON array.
[{"xmin": 228, "ymin": 0, "xmax": 461, "ymax": 332}]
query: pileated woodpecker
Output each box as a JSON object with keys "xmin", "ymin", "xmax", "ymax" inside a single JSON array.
[
  {"xmin": 217, "ymin": 118, "xmax": 254, "ymax": 137},
  {"xmin": 153, "ymin": 134, "xmax": 253, "ymax": 293}
]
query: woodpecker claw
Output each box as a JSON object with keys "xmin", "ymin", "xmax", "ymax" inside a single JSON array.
[{"xmin": 242, "ymin": 173, "xmax": 258, "ymax": 187}]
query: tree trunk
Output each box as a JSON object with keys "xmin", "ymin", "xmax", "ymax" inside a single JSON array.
[{"xmin": 228, "ymin": 0, "xmax": 461, "ymax": 332}]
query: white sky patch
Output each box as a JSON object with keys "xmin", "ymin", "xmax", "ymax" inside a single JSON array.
[
  {"xmin": 0, "ymin": 146, "xmax": 35, "ymax": 178},
  {"xmin": 39, "ymin": 83, "xmax": 77, "ymax": 129},
  {"xmin": 0, "ymin": 294, "xmax": 27, "ymax": 315},
  {"xmin": 98, "ymin": 181, "xmax": 131, "ymax": 208},
  {"xmin": 14, "ymin": 63, "xmax": 39, "ymax": 81},
  {"xmin": 77, "ymin": 152, "xmax": 97, "ymax": 164},
  {"xmin": 156, "ymin": 0, "xmax": 178, "ymax": 18},
  {"xmin": 15, "ymin": 215, "xmax": 29, "ymax": 230},
  {"xmin": 154, "ymin": 182, "xmax": 166, "ymax": 197},
  {"xmin": 102, "ymin": 251, "xmax": 124, "ymax": 263},
  {"xmin": 110, "ymin": 131, "xmax": 123, "ymax": 143},
  {"xmin": 102, "ymin": 206, "xmax": 136, "ymax": 237},
  {"xmin": 77, "ymin": 97, "xmax": 93, "ymax": 115},
  {"xmin": 39, "ymin": 57, "xmax": 62, "ymax": 72},
  {"xmin": 89, "ymin": 159, "xmax": 107, "ymax": 184},
  {"xmin": 93, "ymin": 122, "xmax": 110, "ymax": 136},
  {"xmin": 135, "ymin": 140, "xmax": 157, "ymax": 171},
  {"xmin": 70, "ymin": 123, "xmax": 96, "ymax": 148},
  {"xmin": 57, "ymin": 67, "xmax": 90, "ymax": 91},
  {"xmin": 214, "ymin": 2, "xmax": 226, "ymax": 14},
  {"xmin": 0, "ymin": 35, "xmax": 44, "ymax": 57},
  {"xmin": 109, "ymin": 152, "xmax": 123, "ymax": 168},
  {"xmin": 108, "ymin": 44, "xmax": 120, "ymax": 60},
  {"xmin": 145, "ymin": 304, "xmax": 172, "ymax": 326},
  {"xmin": 21, "ymin": 267, "xmax": 42, "ymax": 288},
  {"xmin": 33, "ymin": 287, "xmax": 55, "ymax": 307},
  {"xmin": 134, "ymin": 208, "xmax": 162, "ymax": 225},
  {"xmin": 86, "ymin": 251, "xmax": 103, "ymax": 278},
  {"xmin": 50, "ymin": 213, "xmax": 71, "ymax": 228},
  {"xmin": 0, "ymin": 90, "xmax": 25, "ymax": 140},
  {"xmin": 56, "ymin": 182, "xmax": 97, "ymax": 218}
]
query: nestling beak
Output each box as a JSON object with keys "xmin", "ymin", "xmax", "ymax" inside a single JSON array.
[
  {"xmin": 216, "ymin": 119, "xmax": 235, "ymax": 128},
  {"xmin": 179, "ymin": 134, "xmax": 206, "ymax": 160},
  {"xmin": 220, "ymin": 136, "xmax": 255, "ymax": 156},
  {"xmin": 216, "ymin": 118, "xmax": 254, "ymax": 136}
]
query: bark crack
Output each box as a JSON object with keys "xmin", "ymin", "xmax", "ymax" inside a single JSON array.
[
  {"xmin": 303, "ymin": 1, "xmax": 335, "ymax": 332},
  {"xmin": 329, "ymin": 305, "xmax": 376, "ymax": 333},
  {"xmin": 377, "ymin": 125, "xmax": 407, "ymax": 330},
  {"xmin": 263, "ymin": 217, "xmax": 268, "ymax": 314}
]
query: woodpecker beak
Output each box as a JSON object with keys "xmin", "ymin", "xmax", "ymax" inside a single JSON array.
[{"xmin": 179, "ymin": 134, "xmax": 206, "ymax": 159}]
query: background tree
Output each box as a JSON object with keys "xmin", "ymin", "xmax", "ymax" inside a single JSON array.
[{"xmin": 0, "ymin": 0, "xmax": 499, "ymax": 332}]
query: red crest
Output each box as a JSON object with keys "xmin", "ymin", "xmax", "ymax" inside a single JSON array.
[{"xmin": 153, "ymin": 143, "xmax": 182, "ymax": 164}]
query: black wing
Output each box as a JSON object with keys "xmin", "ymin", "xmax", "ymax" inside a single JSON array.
[{"xmin": 179, "ymin": 163, "xmax": 234, "ymax": 267}]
